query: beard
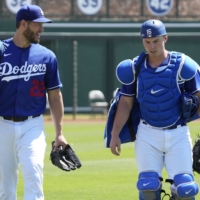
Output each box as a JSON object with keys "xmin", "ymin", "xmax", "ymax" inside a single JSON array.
[{"xmin": 23, "ymin": 26, "xmax": 40, "ymax": 44}]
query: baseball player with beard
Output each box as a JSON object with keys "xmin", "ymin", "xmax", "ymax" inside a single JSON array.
[
  {"xmin": 0, "ymin": 5, "xmax": 68, "ymax": 200},
  {"xmin": 110, "ymin": 19, "xmax": 200, "ymax": 200}
]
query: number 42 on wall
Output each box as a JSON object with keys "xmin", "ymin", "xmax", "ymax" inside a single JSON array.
[{"xmin": 146, "ymin": 0, "xmax": 173, "ymax": 16}]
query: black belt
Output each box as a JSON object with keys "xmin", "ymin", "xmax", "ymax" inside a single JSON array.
[
  {"xmin": 2, "ymin": 115, "xmax": 40, "ymax": 122},
  {"xmin": 142, "ymin": 121, "xmax": 186, "ymax": 130}
]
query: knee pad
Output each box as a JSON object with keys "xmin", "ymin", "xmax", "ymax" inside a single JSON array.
[
  {"xmin": 137, "ymin": 171, "xmax": 162, "ymax": 200},
  {"xmin": 170, "ymin": 173, "xmax": 199, "ymax": 199}
]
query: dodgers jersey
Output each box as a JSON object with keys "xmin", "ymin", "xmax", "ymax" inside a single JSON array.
[{"xmin": 0, "ymin": 38, "xmax": 63, "ymax": 117}]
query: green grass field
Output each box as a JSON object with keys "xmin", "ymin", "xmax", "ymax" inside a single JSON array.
[{"xmin": 16, "ymin": 115, "xmax": 200, "ymax": 200}]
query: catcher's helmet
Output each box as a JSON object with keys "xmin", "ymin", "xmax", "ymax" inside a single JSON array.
[{"xmin": 140, "ymin": 19, "xmax": 167, "ymax": 39}]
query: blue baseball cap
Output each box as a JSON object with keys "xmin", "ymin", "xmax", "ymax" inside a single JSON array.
[
  {"xmin": 16, "ymin": 5, "xmax": 52, "ymax": 23},
  {"xmin": 140, "ymin": 19, "xmax": 166, "ymax": 38}
]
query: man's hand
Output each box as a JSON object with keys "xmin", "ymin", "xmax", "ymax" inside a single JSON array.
[
  {"xmin": 110, "ymin": 135, "xmax": 121, "ymax": 156},
  {"xmin": 53, "ymin": 134, "xmax": 68, "ymax": 152}
]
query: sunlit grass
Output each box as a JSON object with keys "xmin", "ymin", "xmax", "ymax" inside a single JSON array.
[{"xmin": 16, "ymin": 116, "xmax": 200, "ymax": 200}]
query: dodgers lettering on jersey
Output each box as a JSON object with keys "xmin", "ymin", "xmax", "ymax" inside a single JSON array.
[
  {"xmin": 1, "ymin": 61, "xmax": 46, "ymax": 82},
  {"xmin": 0, "ymin": 38, "xmax": 63, "ymax": 117}
]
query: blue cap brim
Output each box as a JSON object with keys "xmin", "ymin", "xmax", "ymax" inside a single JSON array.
[{"xmin": 32, "ymin": 18, "xmax": 52, "ymax": 23}]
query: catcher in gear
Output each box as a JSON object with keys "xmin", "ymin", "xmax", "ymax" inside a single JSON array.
[
  {"xmin": 109, "ymin": 19, "xmax": 200, "ymax": 200},
  {"xmin": 50, "ymin": 141, "xmax": 82, "ymax": 171}
]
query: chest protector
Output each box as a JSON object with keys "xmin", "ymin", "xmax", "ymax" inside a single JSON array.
[{"xmin": 136, "ymin": 52, "xmax": 184, "ymax": 128}]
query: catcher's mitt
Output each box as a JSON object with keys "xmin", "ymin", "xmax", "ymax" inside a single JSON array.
[
  {"xmin": 193, "ymin": 135, "xmax": 200, "ymax": 174},
  {"xmin": 181, "ymin": 91, "xmax": 199, "ymax": 122},
  {"xmin": 50, "ymin": 141, "xmax": 82, "ymax": 172}
]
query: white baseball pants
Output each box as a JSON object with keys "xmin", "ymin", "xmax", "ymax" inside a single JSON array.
[
  {"xmin": 135, "ymin": 120, "xmax": 193, "ymax": 179},
  {"xmin": 0, "ymin": 115, "xmax": 46, "ymax": 200}
]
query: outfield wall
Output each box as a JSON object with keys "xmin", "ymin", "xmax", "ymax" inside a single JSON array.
[{"xmin": 1, "ymin": 22, "xmax": 200, "ymax": 112}]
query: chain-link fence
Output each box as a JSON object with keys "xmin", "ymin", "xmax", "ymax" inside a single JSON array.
[{"xmin": 1, "ymin": 0, "xmax": 200, "ymax": 22}]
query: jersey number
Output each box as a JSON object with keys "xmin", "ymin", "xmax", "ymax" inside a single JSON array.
[{"xmin": 30, "ymin": 80, "xmax": 45, "ymax": 97}]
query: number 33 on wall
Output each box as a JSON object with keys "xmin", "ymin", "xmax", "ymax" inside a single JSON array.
[
  {"xmin": 146, "ymin": 0, "xmax": 173, "ymax": 16},
  {"xmin": 6, "ymin": 0, "xmax": 32, "ymax": 14},
  {"xmin": 77, "ymin": 0, "xmax": 103, "ymax": 15}
]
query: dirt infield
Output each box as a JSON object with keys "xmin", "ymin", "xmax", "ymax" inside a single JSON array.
[
  {"xmin": 43, "ymin": 114, "xmax": 107, "ymax": 124},
  {"xmin": 43, "ymin": 114, "xmax": 200, "ymax": 124}
]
